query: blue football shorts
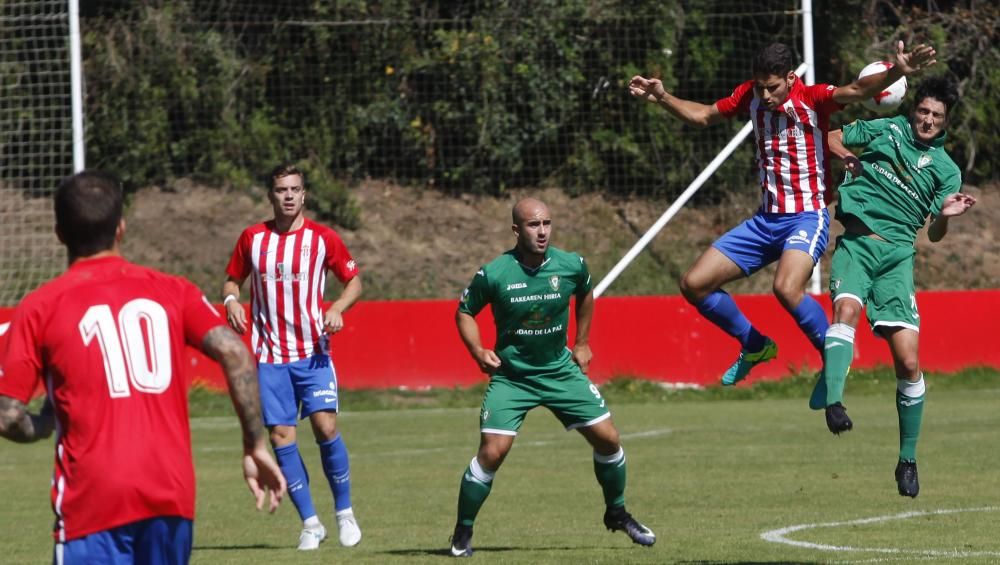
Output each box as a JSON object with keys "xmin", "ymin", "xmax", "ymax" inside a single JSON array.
[
  {"xmin": 712, "ymin": 208, "xmax": 830, "ymax": 276},
  {"xmin": 258, "ymin": 353, "xmax": 341, "ymax": 426},
  {"xmin": 54, "ymin": 516, "xmax": 192, "ymax": 565}
]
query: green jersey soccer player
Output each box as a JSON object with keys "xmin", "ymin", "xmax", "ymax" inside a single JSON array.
[
  {"xmin": 813, "ymin": 77, "xmax": 977, "ymax": 498},
  {"xmin": 447, "ymin": 198, "xmax": 654, "ymax": 557}
]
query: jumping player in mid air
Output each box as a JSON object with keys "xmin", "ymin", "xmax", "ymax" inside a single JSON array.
[
  {"xmin": 816, "ymin": 77, "xmax": 976, "ymax": 497},
  {"xmin": 629, "ymin": 41, "xmax": 936, "ymax": 385}
]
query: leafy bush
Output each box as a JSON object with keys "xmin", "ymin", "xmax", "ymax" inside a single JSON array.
[
  {"xmin": 817, "ymin": 0, "xmax": 998, "ymax": 185},
  {"xmin": 79, "ymin": 0, "xmax": 996, "ymax": 221}
]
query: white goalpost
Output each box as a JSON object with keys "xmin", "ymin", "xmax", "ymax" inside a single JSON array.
[{"xmin": 69, "ymin": 0, "xmax": 85, "ymax": 173}]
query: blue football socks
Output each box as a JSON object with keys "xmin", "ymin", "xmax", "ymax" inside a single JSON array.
[
  {"xmin": 791, "ymin": 294, "xmax": 829, "ymax": 353},
  {"xmin": 274, "ymin": 443, "xmax": 318, "ymax": 521},
  {"xmin": 319, "ymin": 434, "xmax": 352, "ymax": 512},
  {"xmin": 696, "ymin": 290, "xmax": 766, "ymax": 352}
]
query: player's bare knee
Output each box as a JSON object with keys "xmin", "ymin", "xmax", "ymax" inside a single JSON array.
[
  {"xmin": 895, "ymin": 357, "xmax": 921, "ymax": 381},
  {"xmin": 311, "ymin": 423, "xmax": 338, "ymax": 442},
  {"xmin": 593, "ymin": 435, "xmax": 621, "ymax": 455},
  {"xmin": 835, "ymin": 299, "xmax": 861, "ymax": 318},
  {"xmin": 476, "ymin": 445, "xmax": 508, "ymax": 470},
  {"xmin": 679, "ymin": 272, "xmax": 705, "ymax": 304},
  {"xmin": 269, "ymin": 425, "xmax": 296, "ymax": 447},
  {"xmin": 772, "ymin": 279, "xmax": 803, "ymax": 310},
  {"xmin": 309, "ymin": 411, "xmax": 339, "ymax": 441},
  {"xmin": 580, "ymin": 421, "xmax": 620, "ymax": 453},
  {"xmin": 598, "ymin": 424, "xmax": 621, "ymax": 450},
  {"xmin": 833, "ymin": 299, "xmax": 862, "ymax": 326}
]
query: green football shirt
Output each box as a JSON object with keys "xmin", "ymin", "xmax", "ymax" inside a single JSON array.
[
  {"xmin": 459, "ymin": 246, "xmax": 593, "ymax": 378},
  {"xmin": 836, "ymin": 114, "xmax": 961, "ymax": 246}
]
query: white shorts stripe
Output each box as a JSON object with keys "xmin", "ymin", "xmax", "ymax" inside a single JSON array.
[
  {"xmin": 833, "ymin": 293, "xmax": 864, "ymax": 306},
  {"xmin": 873, "ymin": 321, "xmax": 920, "ymax": 334},
  {"xmin": 808, "ymin": 209, "xmax": 825, "ymax": 259},
  {"xmin": 566, "ymin": 411, "xmax": 612, "ymax": 431},
  {"xmin": 480, "ymin": 428, "xmax": 517, "ymax": 436}
]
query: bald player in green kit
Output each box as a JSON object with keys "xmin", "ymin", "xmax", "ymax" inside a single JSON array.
[{"xmin": 447, "ymin": 198, "xmax": 655, "ymax": 557}]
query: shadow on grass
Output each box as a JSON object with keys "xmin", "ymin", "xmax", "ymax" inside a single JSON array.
[
  {"xmin": 194, "ymin": 543, "xmax": 285, "ymax": 551},
  {"xmin": 382, "ymin": 545, "xmax": 585, "ymax": 557},
  {"xmin": 678, "ymin": 561, "xmax": 822, "ymax": 564}
]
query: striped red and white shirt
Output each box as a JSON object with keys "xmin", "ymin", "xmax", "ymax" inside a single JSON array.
[
  {"xmin": 716, "ymin": 79, "xmax": 843, "ymax": 213},
  {"xmin": 226, "ymin": 218, "xmax": 359, "ymax": 364}
]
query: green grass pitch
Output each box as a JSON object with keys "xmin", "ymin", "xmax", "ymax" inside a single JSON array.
[{"xmin": 1, "ymin": 380, "xmax": 999, "ymax": 564}]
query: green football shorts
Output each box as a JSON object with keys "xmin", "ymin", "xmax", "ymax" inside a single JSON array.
[
  {"xmin": 479, "ymin": 361, "xmax": 610, "ymax": 435},
  {"xmin": 829, "ymin": 233, "xmax": 920, "ymax": 335}
]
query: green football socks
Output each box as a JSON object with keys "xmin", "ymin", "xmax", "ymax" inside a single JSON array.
[
  {"xmin": 823, "ymin": 323, "xmax": 856, "ymax": 406},
  {"xmin": 896, "ymin": 375, "xmax": 926, "ymax": 462},
  {"xmin": 456, "ymin": 457, "xmax": 495, "ymax": 527},
  {"xmin": 593, "ymin": 448, "xmax": 627, "ymax": 508}
]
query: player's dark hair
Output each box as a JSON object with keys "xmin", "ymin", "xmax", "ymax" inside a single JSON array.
[
  {"xmin": 269, "ymin": 162, "xmax": 305, "ymax": 188},
  {"xmin": 913, "ymin": 76, "xmax": 959, "ymax": 115},
  {"xmin": 54, "ymin": 170, "xmax": 124, "ymax": 257},
  {"xmin": 752, "ymin": 43, "xmax": 794, "ymax": 77}
]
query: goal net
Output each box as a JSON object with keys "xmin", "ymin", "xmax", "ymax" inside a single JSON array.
[
  {"xmin": 0, "ymin": 0, "xmax": 73, "ymax": 305},
  {"xmin": 0, "ymin": 0, "xmax": 803, "ymax": 302}
]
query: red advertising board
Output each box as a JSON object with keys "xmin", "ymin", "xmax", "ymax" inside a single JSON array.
[{"xmin": 1, "ymin": 290, "xmax": 997, "ymax": 391}]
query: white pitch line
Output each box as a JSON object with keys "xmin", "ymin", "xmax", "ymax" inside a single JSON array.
[
  {"xmin": 195, "ymin": 427, "xmax": 674, "ymax": 456},
  {"xmin": 513, "ymin": 427, "xmax": 673, "ymax": 449},
  {"xmin": 830, "ymin": 557, "xmax": 943, "ymax": 564},
  {"xmin": 761, "ymin": 507, "xmax": 1000, "ymax": 558}
]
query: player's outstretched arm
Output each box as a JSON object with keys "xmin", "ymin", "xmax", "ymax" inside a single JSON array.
[
  {"xmin": 928, "ymin": 193, "xmax": 977, "ymax": 242},
  {"xmin": 833, "ymin": 41, "xmax": 937, "ymax": 104},
  {"xmin": 0, "ymin": 395, "xmax": 54, "ymax": 443},
  {"xmin": 628, "ymin": 75, "xmax": 724, "ymax": 127},
  {"xmin": 201, "ymin": 325, "xmax": 286, "ymax": 512},
  {"xmin": 456, "ymin": 310, "xmax": 501, "ymax": 375}
]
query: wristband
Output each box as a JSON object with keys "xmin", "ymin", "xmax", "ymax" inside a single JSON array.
[{"xmin": 223, "ymin": 294, "xmax": 238, "ymax": 306}]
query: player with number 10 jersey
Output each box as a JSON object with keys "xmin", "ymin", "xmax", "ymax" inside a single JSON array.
[{"xmin": 0, "ymin": 256, "xmax": 226, "ymax": 543}]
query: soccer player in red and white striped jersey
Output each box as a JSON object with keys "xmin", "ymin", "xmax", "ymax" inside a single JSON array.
[
  {"xmin": 0, "ymin": 171, "xmax": 285, "ymax": 564},
  {"xmin": 629, "ymin": 41, "xmax": 937, "ymax": 385},
  {"xmin": 222, "ymin": 163, "xmax": 363, "ymax": 550}
]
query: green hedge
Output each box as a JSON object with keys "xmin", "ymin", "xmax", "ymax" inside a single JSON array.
[{"xmin": 80, "ymin": 0, "xmax": 997, "ymax": 226}]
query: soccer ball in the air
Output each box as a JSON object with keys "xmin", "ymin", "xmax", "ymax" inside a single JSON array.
[{"xmin": 857, "ymin": 61, "xmax": 907, "ymax": 113}]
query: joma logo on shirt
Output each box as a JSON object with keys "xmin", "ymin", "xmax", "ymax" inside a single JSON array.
[{"xmin": 506, "ymin": 282, "xmax": 527, "ymax": 290}]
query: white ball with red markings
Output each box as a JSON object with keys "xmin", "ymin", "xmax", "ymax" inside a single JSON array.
[{"xmin": 857, "ymin": 61, "xmax": 907, "ymax": 112}]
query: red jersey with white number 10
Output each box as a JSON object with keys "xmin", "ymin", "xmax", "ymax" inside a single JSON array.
[
  {"xmin": 225, "ymin": 218, "xmax": 359, "ymax": 364},
  {"xmin": 0, "ymin": 256, "xmax": 226, "ymax": 542},
  {"xmin": 715, "ymin": 78, "xmax": 844, "ymax": 213}
]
